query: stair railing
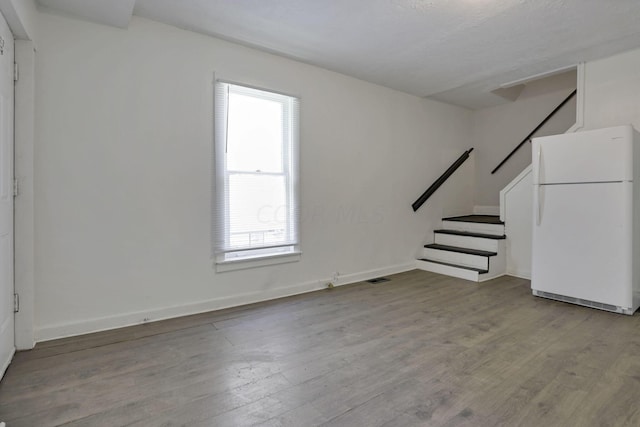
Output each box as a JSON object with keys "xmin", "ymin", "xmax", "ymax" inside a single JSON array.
[
  {"xmin": 491, "ymin": 89, "xmax": 577, "ymax": 174},
  {"xmin": 412, "ymin": 148, "xmax": 474, "ymax": 212}
]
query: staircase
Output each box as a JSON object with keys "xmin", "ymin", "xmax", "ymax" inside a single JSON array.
[{"xmin": 416, "ymin": 215, "xmax": 506, "ymax": 282}]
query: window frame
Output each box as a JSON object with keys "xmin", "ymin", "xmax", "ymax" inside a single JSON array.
[{"xmin": 213, "ymin": 79, "xmax": 301, "ymax": 269}]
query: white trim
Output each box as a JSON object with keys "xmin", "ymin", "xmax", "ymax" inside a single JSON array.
[
  {"xmin": 0, "ymin": 347, "xmax": 15, "ymax": 380},
  {"xmin": 334, "ymin": 262, "xmax": 416, "ymax": 287},
  {"xmin": 216, "ymin": 252, "xmax": 301, "ymax": 272},
  {"xmin": 566, "ymin": 62, "xmax": 585, "ymax": 134},
  {"xmin": 35, "ymin": 262, "xmax": 416, "ymax": 342},
  {"xmin": 499, "ymin": 164, "xmax": 532, "ymax": 222},
  {"xmin": 499, "ymin": 64, "xmax": 577, "ymax": 89},
  {"xmin": 479, "ymin": 273, "xmax": 507, "ymax": 283},
  {"xmin": 216, "ymin": 78, "xmax": 300, "ymax": 100},
  {"xmin": 506, "ymin": 270, "xmax": 531, "ymax": 280},
  {"xmin": 473, "ymin": 205, "xmax": 499, "ymax": 215},
  {"xmin": 13, "ymin": 40, "xmax": 36, "ymax": 350}
]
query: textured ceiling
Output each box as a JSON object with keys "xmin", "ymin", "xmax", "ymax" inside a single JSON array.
[
  {"xmin": 36, "ymin": 0, "xmax": 640, "ymax": 109},
  {"xmin": 38, "ymin": 0, "xmax": 135, "ymax": 28}
]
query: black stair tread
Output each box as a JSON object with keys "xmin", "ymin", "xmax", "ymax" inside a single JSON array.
[
  {"xmin": 435, "ymin": 229, "xmax": 506, "ymax": 240},
  {"xmin": 424, "ymin": 243, "xmax": 497, "ymax": 257},
  {"xmin": 442, "ymin": 215, "xmax": 504, "ymax": 225},
  {"xmin": 418, "ymin": 258, "xmax": 489, "ymax": 274}
]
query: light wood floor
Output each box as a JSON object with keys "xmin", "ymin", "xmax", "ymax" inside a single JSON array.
[{"xmin": 2, "ymin": 270, "xmax": 640, "ymax": 426}]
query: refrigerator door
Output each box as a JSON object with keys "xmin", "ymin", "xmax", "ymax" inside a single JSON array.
[
  {"xmin": 532, "ymin": 181, "xmax": 633, "ymax": 308},
  {"xmin": 532, "ymin": 125, "xmax": 634, "ymax": 185}
]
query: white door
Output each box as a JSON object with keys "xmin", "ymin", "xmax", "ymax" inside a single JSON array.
[
  {"xmin": 0, "ymin": 11, "xmax": 13, "ymax": 379},
  {"xmin": 532, "ymin": 182, "xmax": 633, "ymax": 308}
]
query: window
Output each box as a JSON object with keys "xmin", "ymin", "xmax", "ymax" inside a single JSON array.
[{"xmin": 213, "ymin": 81, "xmax": 300, "ymax": 264}]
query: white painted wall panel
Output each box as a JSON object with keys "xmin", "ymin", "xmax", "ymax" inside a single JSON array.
[
  {"xmin": 583, "ymin": 48, "xmax": 640, "ymax": 131},
  {"xmin": 503, "ymin": 169, "xmax": 532, "ymax": 279}
]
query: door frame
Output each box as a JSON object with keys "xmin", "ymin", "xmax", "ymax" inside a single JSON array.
[
  {"xmin": 0, "ymin": 10, "xmax": 15, "ymax": 378},
  {"xmin": 13, "ymin": 39, "xmax": 35, "ymax": 350},
  {"xmin": 0, "ymin": 1, "xmax": 37, "ymax": 351}
]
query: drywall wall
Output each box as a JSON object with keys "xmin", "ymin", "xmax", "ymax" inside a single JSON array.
[
  {"xmin": 472, "ymin": 71, "xmax": 577, "ymax": 206},
  {"xmin": 500, "ymin": 166, "xmax": 532, "ymax": 279},
  {"xmin": 33, "ymin": 12, "xmax": 473, "ymax": 340},
  {"xmin": 583, "ymin": 48, "xmax": 640, "ymax": 130}
]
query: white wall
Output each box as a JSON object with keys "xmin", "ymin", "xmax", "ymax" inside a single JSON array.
[
  {"xmin": 500, "ymin": 166, "xmax": 532, "ymax": 279},
  {"xmin": 583, "ymin": 48, "xmax": 640, "ymax": 130},
  {"xmin": 472, "ymin": 71, "xmax": 577, "ymax": 206},
  {"xmin": 32, "ymin": 13, "xmax": 473, "ymax": 340}
]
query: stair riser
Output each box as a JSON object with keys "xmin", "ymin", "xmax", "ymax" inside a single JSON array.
[
  {"xmin": 441, "ymin": 220, "xmax": 504, "ymax": 236},
  {"xmin": 416, "ymin": 259, "xmax": 480, "ymax": 281},
  {"xmin": 434, "ymin": 234, "xmax": 500, "ymax": 252},
  {"xmin": 478, "ymin": 245, "xmax": 507, "ymax": 282},
  {"xmin": 422, "ymin": 248, "xmax": 489, "ymax": 270}
]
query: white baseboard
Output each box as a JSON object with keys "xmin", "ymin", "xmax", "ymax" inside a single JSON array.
[
  {"xmin": 479, "ymin": 273, "xmax": 507, "ymax": 282},
  {"xmin": 506, "ymin": 269, "xmax": 531, "ymax": 280},
  {"xmin": 35, "ymin": 262, "xmax": 416, "ymax": 343},
  {"xmin": 473, "ymin": 205, "xmax": 500, "ymax": 215},
  {"xmin": 0, "ymin": 347, "xmax": 15, "ymax": 381},
  {"xmin": 333, "ymin": 262, "xmax": 415, "ymax": 287}
]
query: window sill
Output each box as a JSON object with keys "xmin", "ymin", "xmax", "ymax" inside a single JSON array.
[{"xmin": 215, "ymin": 252, "xmax": 301, "ymax": 273}]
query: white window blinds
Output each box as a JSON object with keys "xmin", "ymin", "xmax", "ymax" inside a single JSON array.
[{"xmin": 213, "ymin": 81, "xmax": 300, "ymax": 259}]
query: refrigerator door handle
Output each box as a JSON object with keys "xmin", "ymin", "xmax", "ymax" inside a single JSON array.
[
  {"xmin": 537, "ymin": 185, "xmax": 543, "ymax": 226},
  {"xmin": 536, "ymin": 145, "xmax": 543, "ymax": 226},
  {"xmin": 536, "ymin": 145, "xmax": 542, "ymax": 183}
]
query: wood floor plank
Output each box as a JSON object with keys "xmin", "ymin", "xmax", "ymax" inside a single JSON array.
[{"xmin": 2, "ymin": 270, "xmax": 640, "ymax": 426}]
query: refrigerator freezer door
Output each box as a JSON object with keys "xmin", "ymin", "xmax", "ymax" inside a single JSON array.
[
  {"xmin": 532, "ymin": 181, "xmax": 633, "ymax": 308},
  {"xmin": 532, "ymin": 125, "xmax": 634, "ymax": 185}
]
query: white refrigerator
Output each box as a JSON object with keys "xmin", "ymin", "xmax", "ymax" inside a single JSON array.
[{"xmin": 531, "ymin": 125, "xmax": 640, "ymax": 315}]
